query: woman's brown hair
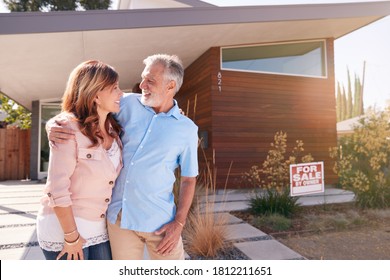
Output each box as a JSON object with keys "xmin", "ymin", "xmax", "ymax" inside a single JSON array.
[{"xmin": 62, "ymin": 60, "xmax": 121, "ymax": 147}]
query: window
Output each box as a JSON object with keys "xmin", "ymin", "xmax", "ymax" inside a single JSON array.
[
  {"xmin": 39, "ymin": 102, "xmax": 61, "ymax": 176},
  {"xmin": 221, "ymin": 40, "xmax": 327, "ymax": 78}
]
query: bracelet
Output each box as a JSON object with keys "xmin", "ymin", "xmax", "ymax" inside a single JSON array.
[
  {"xmin": 175, "ymin": 220, "xmax": 185, "ymax": 227},
  {"xmin": 64, "ymin": 234, "xmax": 80, "ymax": 246},
  {"xmin": 63, "ymin": 229, "xmax": 78, "ymax": 236}
]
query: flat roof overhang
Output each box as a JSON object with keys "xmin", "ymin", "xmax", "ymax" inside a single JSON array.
[{"xmin": 1, "ymin": 1, "xmax": 390, "ymax": 110}]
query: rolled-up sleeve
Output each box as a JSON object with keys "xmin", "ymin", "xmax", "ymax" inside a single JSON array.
[
  {"xmin": 179, "ymin": 126, "xmax": 199, "ymax": 177},
  {"xmin": 44, "ymin": 132, "xmax": 77, "ymax": 208}
]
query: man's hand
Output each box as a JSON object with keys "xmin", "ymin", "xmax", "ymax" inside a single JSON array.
[
  {"xmin": 46, "ymin": 119, "xmax": 75, "ymax": 148},
  {"xmin": 153, "ymin": 176, "xmax": 196, "ymax": 256},
  {"xmin": 154, "ymin": 221, "xmax": 183, "ymax": 256}
]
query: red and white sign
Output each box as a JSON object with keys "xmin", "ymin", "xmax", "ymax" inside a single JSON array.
[{"xmin": 290, "ymin": 162, "xmax": 324, "ymax": 196}]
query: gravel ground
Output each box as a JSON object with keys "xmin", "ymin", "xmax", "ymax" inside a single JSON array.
[
  {"xmin": 277, "ymin": 226, "xmax": 390, "ymax": 260},
  {"xmin": 232, "ymin": 203, "xmax": 390, "ymax": 260}
]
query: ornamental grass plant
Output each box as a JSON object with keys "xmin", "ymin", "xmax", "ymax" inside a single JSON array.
[{"xmin": 181, "ymin": 147, "xmax": 233, "ymax": 259}]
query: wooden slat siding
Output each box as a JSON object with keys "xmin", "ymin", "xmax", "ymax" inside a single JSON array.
[
  {"xmin": 178, "ymin": 41, "xmax": 338, "ymax": 189},
  {"xmin": 0, "ymin": 129, "xmax": 5, "ymax": 179},
  {"xmin": 0, "ymin": 128, "xmax": 31, "ymax": 180},
  {"xmin": 5, "ymin": 129, "xmax": 18, "ymax": 179},
  {"xmin": 212, "ymin": 40, "xmax": 337, "ymax": 187},
  {"xmin": 18, "ymin": 129, "xmax": 30, "ymax": 179},
  {"xmin": 177, "ymin": 48, "xmax": 215, "ymax": 176}
]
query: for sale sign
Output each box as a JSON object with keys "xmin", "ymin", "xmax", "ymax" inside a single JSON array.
[{"xmin": 290, "ymin": 162, "xmax": 324, "ymax": 196}]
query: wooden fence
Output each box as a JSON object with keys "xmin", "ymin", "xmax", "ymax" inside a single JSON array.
[{"xmin": 0, "ymin": 128, "xmax": 30, "ymax": 181}]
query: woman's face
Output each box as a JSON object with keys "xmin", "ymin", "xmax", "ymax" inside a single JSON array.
[{"xmin": 95, "ymin": 81, "xmax": 123, "ymax": 115}]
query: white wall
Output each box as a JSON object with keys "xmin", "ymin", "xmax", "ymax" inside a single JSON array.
[{"xmin": 119, "ymin": 0, "xmax": 190, "ymax": 9}]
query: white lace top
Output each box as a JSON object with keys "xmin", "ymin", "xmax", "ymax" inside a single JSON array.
[
  {"xmin": 37, "ymin": 214, "xmax": 109, "ymax": 251},
  {"xmin": 106, "ymin": 139, "xmax": 120, "ymax": 169}
]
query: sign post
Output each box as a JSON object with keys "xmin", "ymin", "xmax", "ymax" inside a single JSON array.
[{"xmin": 290, "ymin": 161, "xmax": 324, "ymax": 196}]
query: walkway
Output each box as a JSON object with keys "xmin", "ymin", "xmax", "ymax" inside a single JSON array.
[{"xmin": 0, "ymin": 180, "xmax": 355, "ymax": 260}]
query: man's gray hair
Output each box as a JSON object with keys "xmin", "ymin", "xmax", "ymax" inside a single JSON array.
[{"xmin": 143, "ymin": 54, "xmax": 184, "ymax": 94}]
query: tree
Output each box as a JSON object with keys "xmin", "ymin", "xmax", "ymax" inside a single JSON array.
[
  {"xmin": 353, "ymin": 74, "xmax": 363, "ymax": 117},
  {"xmin": 4, "ymin": 0, "xmax": 43, "ymax": 11},
  {"xmin": 336, "ymin": 82, "xmax": 342, "ymax": 122},
  {"xmin": 0, "ymin": 93, "xmax": 31, "ymax": 129},
  {"xmin": 335, "ymin": 66, "xmax": 364, "ymax": 122},
  {"xmin": 346, "ymin": 68, "xmax": 353, "ymax": 119},
  {"xmin": 4, "ymin": 0, "xmax": 111, "ymax": 12}
]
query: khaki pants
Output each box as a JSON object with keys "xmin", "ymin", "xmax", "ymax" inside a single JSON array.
[{"xmin": 107, "ymin": 211, "xmax": 185, "ymax": 260}]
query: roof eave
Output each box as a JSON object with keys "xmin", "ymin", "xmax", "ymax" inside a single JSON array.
[{"xmin": 1, "ymin": 1, "xmax": 390, "ymax": 35}]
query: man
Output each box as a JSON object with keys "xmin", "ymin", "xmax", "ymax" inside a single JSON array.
[{"xmin": 48, "ymin": 54, "xmax": 198, "ymax": 260}]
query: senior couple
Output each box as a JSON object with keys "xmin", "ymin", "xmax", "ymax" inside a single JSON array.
[{"xmin": 35, "ymin": 54, "xmax": 198, "ymax": 260}]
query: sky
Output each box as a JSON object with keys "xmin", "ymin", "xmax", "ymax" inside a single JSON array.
[
  {"xmin": 334, "ymin": 15, "xmax": 390, "ymax": 109},
  {"xmin": 1, "ymin": 0, "xmax": 390, "ymax": 109}
]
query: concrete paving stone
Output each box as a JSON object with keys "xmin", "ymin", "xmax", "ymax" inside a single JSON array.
[
  {"xmin": 0, "ymin": 246, "xmax": 44, "ymax": 260},
  {"xmin": 0, "ymin": 180, "xmax": 43, "ymax": 186},
  {"xmin": 234, "ymin": 240, "xmax": 304, "ymax": 260},
  {"xmin": 0, "ymin": 245, "xmax": 45, "ymax": 260},
  {"xmin": 220, "ymin": 212, "xmax": 243, "ymax": 224},
  {"xmin": 23, "ymin": 245, "xmax": 45, "ymax": 260},
  {"xmin": 0, "ymin": 197, "xmax": 41, "ymax": 205},
  {"xmin": 0, "ymin": 212, "xmax": 37, "ymax": 226},
  {"xmin": 298, "ymin": 193, "xmax": 355, "ymax": 206},
  {"xmin": 0, "ymin": 204, "xmax": 40, "ymax": 214},
  {"xmin": 0, "ymin": 247, "xmax": 30, "ymax": 260},
  {"xmin": 0, "ymin": 185, "xmax": 44, "ymax": 191},
  {"xmin": 0, "ymin": 225, "xmax": 38, "ymax": 245},
  {"xmin": 202, "ymin": 192, "xmax": 253, "ymax": 204},
  {"xmin": 0, "ymin": 190, "xmax": 42, "ymax": 196},
  {"xmin": 212, "ymin": 201, "xmax": 250, "ymax": 212},
  {"xmin": 302, "ymin": 188, "xmax": 354, "ymax": 196},
  {"xmin": 225, "ymin": 223, "xmax": 268, "ymax": 241}
]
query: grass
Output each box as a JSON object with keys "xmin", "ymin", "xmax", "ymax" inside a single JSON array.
[
  {"xmin": 184, "ymin": 206, "xmax": 230, "ymax": 258},
  {"xmin": 252, "ymin": 213, "xmax": 292, "ymax": 231},
  {"xmin": 181, "ymin": 147, "xmax": 234, "ymax": 259}
]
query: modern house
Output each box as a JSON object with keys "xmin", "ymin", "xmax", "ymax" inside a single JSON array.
[{"xmin": 1, "ymin": 0, "xmax": 390, "ymax": 187}]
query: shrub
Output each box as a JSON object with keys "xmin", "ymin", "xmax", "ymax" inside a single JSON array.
[
  {"xmin": 249, "ymin": 188, "xmax": 299, "ymax": 218},
  {"xmin": 242, "ymin": 131, "xmax": 312, "ymax": 217},
  {"xmin": 330, "ymin": 107, "xmax": 390, "ymax": 208}
]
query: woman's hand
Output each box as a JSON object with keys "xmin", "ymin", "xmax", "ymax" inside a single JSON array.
[{"xmin": 56, "ymin": 233, "xmax": 86, "ymax": 260}]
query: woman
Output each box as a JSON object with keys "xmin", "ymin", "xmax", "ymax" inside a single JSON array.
[{"xmin": 36, "ymin": 60, "xmax": 123, "ymax": 260}]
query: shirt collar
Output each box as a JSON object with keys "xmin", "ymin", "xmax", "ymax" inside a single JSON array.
[{"xmin": 136, "ymin": 95, "xmax": 181, "ymax": 120}]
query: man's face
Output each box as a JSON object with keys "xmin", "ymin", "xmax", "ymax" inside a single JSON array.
[{"xmin": 139, "ymin": 63, "xmax": 174, "ymax": 113}]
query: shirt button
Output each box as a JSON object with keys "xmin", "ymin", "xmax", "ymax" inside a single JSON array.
[
  {"xmin": 148, "ymin": 129, "xmax": 151, "ymax": 133},
  {"xmin": 131, "ymin": 162, "xmax": 134, "ymax": 165},
  {"xmin": 109, "ymin": 181, "xmax": 114, "ymax": 185},
  {"xmin": 86, "ymin": 154, "xmax": 92, "ymax": 159},
  {"xmin": 105, "ymin": 198, "xmax": 110, "ymax": 203},
  {"xmin": 100, "ymin": 214, "xmax": 105, "ymax": 218},
  {"xmin": 140, "ymin": 145, "xmax": 143, "ymax": 149},
  {"xmin": 47, "ymin": 193, "xmax": 51, "ymax": 197}
]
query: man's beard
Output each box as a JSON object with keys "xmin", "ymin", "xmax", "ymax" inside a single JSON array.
[{"xmin": 141, "ymin": 91, "xmax": 156, "ymax": 107}]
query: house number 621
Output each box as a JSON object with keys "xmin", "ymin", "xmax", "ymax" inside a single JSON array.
[{"xmin": 217, "ymin": 72, "xmax": 222, "ymax": 92}]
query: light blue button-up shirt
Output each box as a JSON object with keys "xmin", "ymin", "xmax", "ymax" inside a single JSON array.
[{"xmin": 107, "ymin": 93, "xmax": 199, "ymax": 232}]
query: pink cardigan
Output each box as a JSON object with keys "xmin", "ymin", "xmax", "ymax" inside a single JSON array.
[{"xmin": 39, "ymin": 112, "xmax": 123, "ymax": 221}]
